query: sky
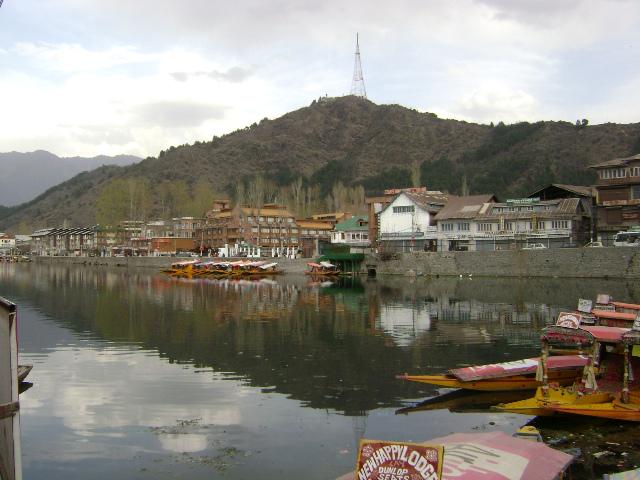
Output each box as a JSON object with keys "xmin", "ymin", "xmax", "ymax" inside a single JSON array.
[{"xmin": 1, "ymin": 0, "xmax": 639, "ymax": 158}]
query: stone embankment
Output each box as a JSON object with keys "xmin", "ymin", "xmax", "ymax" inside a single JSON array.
[
  {"xmin": 34, "ymin": 247, "xmax": 640, "ymax": 278},
  {"xmin": 368, "ymin": 247, "xmax": 640, "ymax": 279}
]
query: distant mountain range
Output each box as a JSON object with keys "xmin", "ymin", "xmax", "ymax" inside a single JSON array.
[
  {"xmin": 0, "ymin": 150, "xmax": 140, "ymax": 206},
  {"xmin": 1, "ymin": 96, "xmax": 639, "ymax": 232}
]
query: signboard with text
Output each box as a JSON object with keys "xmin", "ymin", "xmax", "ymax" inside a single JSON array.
[
  {"xmin": 577, "ymin": 299, "xmax": 593, "ymax": 314},
  {"xmin": 556, "ymin": 312, "xmax": 582, "ymax": 329},
  {"xmin": 356, "ymin": 440, "xmax": 443, "ymax": 480}
]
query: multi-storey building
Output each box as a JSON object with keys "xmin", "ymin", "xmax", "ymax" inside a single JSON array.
[
  {"xmin": 202, "ymin": 203, "xmax": 297, "ymax": 253},
  {"xmin": 31, "ymin": 227, "xmax": 97, "ymax": 256},
  {"xmin": 296, "ymin": 218, "xmax": 334, "ymax": 258},
  {"xmin": 377, "ymin": 189, "xmax": 449, "ymax": 253},
  {"xmin": 366, "ymin": 187, "xmax": 439, "ymax": 249},
  {"xmin": 590, "ymin": 153, "xmax": 640, "ymax": 244},
  {"xmin": 434, "ymin": 196, "xmax": 590, "ymax": 251}
]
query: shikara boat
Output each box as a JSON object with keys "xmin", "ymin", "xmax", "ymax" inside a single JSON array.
[
  {"xmin": 162, "ymin": 259, "xmax": 201, "ymax": 275},
  {"xmin": 305, "ymin": 261, "xmax": 341, "ymax": 276},
  {"xmin": 547, "ymin": 330, "xmax": 640, "ymax": 421},
  {"xmin": 495, "ymin": 323, "xmax": 640, "ymax": 417},
  {"xmin": 398, "ymin": 354, "xmax": 587, "ymax": 392}
]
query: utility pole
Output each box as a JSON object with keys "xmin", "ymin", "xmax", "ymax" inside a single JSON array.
[{"xmin": 350, "ymin": 33, "xmax": 367, "ymax": 98}]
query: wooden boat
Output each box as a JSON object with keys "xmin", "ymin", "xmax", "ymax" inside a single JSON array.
[
  {"xmin": 397, "ymin": 354, "xmax": 588, "ymax": 392},
  {"xmin": 305, "ymin": 261, "xmax": 341, "ymax": 276},
  {"xmin": 17, "ymin": 365, "xmax": 32, "ymax": 383},
  {"xmin": 546, "ymin": 330, "xmax": 640, "ymax": 421},
  {"xmin": 495, "ymin": 322, "xmax": 639, "ymax": 417},
  {"xmin": 395, "ymin": 389, "xmax": 532, "ymax": 415},
  {"xmin": 162, "ymin": 259, "xmax": 200, "ymax": 275}
]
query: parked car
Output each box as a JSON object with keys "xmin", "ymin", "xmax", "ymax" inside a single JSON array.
[
  {"xmin": 584, "ymin": 241, "xmax": 604, "ymax": 248},
  {"xmin": 560, "ymin": 242, "xmax": 578, "ymax": 248},
  {"xmin": 522, "ymin": 243, "xmax": 547, "ymax": 250}
]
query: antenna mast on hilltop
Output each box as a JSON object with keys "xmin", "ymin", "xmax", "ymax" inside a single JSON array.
[{"xmin": 350, "ymin": 33, "xmax": 367, "ymax": 98}]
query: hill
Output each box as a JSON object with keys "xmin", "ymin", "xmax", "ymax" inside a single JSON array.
[
  {"xmin": 1, "ymin": 96, "xmax": 639, "ymax": 232},
  {"xmin": 0, "ymin": 151, "xmax": 140, "ymax": 206}
]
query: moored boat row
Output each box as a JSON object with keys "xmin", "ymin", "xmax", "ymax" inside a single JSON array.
[
  {"xmin": 162, "ymin": 259, "xmax": 283, "ymax": 277},
  {"xmin": 399, "ymin": 293, "xmax": 640, "ymax": 422}
]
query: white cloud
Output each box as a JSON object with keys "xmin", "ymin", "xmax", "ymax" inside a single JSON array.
[{"xmin": 1, "ymin": 0, "xmax": 640, "ymax": 156}]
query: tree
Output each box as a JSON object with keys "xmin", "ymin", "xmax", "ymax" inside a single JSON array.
[
  {"xmin": 410, "ymin": 160, "xmax": 421, "ymax": 188},
  {"xmin": 96, "ymin": 177, "xmax": 152, "ymax": 226},
  {"xmin": 191, "ymin": 180, "xmax": 216, "ymax": 217}
]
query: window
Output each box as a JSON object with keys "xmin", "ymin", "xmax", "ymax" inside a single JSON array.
[
  {"xmin": 441, "ymin": 223, "xmax": 453, "ymax": 232},
  {"xmin": 477, "ymin": 223, "xmax": 493, "ymax": 232},
  {"xmin": 458, "ymin": 222, "xmax": 470, "ymax": 231},
  {"xmin": 341, "ymin": 232, "xmax": 345, "ymax": 239},
  {"xmin": 552, "ymin": 220, "xmax": 569, "ymax": 229},
  {"xmin": 267, "ymin": 217, "xmax": 274, "ymax": 223},
  {"xmin": 537, "ymin": 221, "xmax": 546, "ymax": 230},
  {"xmin": 633, "ymin": 185, "xmax": 640, "ymax": 199},
  {"xmin": 504, "ymin": 221, "xmax": 515, "ymax": 231},
  {"xmin": 632, "ymin": 166, "xmax": 640, "ymax": 177},
  {"xmin": 363, "ymin": 234, "xmax": 368, "ymax": 239},
  {"xmin": 393, "ymin": 205, "xmax": 415, "ymax": 213}
]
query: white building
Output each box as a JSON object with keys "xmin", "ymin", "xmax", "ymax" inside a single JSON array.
[
  {"xmin": 0, "ymin": 234, "xmax": 16, "ymax": 253},
  {"xmin": 378, "ymin": 191, "xmax": 448, "ymax": 252},
  {"xmin": 434, "ymin": 196, "xmax": 590, "ymax": 251}
]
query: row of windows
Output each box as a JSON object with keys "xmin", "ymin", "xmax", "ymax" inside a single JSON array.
[
  {"xmin": 599, "ymin": 167, "xmax": 640, "ymax": 179},
  {"xmin": 246, "ymin": 216, "xmax": 294, "ymax": 223},
  {"xmin": 492, "ymin": 205, "xmax": 552, "ymax": 213},
  {"xmin": 442, "ymin": 220, "xmax": 571, "ymax": 232},
  {"xmin": 393, "ymin": 205, "xmax": 415, "ymax": 213},
  {"xmin": 334, "ymin": 232, "xmax": 369, "ymax": 240}
]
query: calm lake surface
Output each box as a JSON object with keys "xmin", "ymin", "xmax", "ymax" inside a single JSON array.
[{"xmin": 2, "ymin": 262, "xmax": 639, "ymax": 479}]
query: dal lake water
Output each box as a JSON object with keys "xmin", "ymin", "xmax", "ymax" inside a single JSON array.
[{"xmin": 2, "ymin": 262, "xmax": 640, "ymax": 479}]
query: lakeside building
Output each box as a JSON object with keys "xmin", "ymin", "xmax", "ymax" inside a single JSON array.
[
  {"xmin": 365, "ymin": 187, "xmax": 433, "ymax": 249},
  {"xmin": 589, "ymin": 154, "xmax": 640, "ymax": 244},
  {"xmin": 202, "ymin": 203, "xmax": 298, "ymax": 254},
  {"xmin": 31, "ymin": 227, "xmax": 96, "ymax": 256},
  {"xmin": 297, "ymin": 218, "xmax": 334, "ymax": 258},
  {"xmin": 434, "ymin": 196, "xmax": 590, "ymax": 251},
  {"xmin": 377, "ymin": 189, "xmax": 449, "ymax": 253},
  {"xmin": 331, "ymin": 215, "xmax": 370, "ymax": 251},
  {"xmin": 0, "ymin": 234, "xmax": 16, "ymax": 254}
]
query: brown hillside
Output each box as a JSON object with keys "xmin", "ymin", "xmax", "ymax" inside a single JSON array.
[{"xmin": 1, "ymin": 96, "xmax": 639, "ymax": 230}]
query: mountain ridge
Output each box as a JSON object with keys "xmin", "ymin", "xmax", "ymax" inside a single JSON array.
[
  {"xmin": 1, "ymin": 96, "xmax": 639, "ymax": 232},
  {"xmin": 0, "ymin": 150, "xmax": 140, "ymax": 206}
]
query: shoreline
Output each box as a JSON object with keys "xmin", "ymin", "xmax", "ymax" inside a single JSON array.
[{"xmin": 31, "ymin": 246, "xmax": 640, "ymax": 279}]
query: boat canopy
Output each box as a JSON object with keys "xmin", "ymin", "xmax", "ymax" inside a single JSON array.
[
  {"xmin": 592, "ymin": 309, "xmax": 636, "ymax": 321},
  {"xmin": 612, "ymin": 301, "xmax": 640, "ymax": 311},
  {"xmin": 543, "ymin": 325, "xmax": 630, "ymax": 345},
  {"xmin": 320, "ymin": 261, "xmax": 336, "ymax": 268},
  {"xmin": 450, "ymin": 355, "xmax": 588, "ymax": 382},
  {"xmin": 307, "ymin": 262, "xmax": 322, "ymax": 268},
  {"xmin": 259, "ymin": 262, "xmax": 278, "ymax": 270},
  {"xmin": 171, "ymin": 259, "xmax": 200, "ymax": 267}
]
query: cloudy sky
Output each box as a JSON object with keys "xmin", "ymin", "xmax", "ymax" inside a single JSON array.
[{"xmin": 1, "ymin": 0, "xmax": 639, "ymax": 158}]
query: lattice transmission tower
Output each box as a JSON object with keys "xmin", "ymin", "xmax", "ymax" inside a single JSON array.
[{"xmin": 350, "ymin": 33, "xmax": 367, "ymax": 98}]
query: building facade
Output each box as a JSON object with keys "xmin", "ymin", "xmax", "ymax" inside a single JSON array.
[
  {"xmin": 435, "ymin": 196, "xmax": 590, "ymax": 251},
  {"xmin": 331, "ymin": 215, "xmax": 370, "ymax": 249},
  {"xmin": 377, "ymin": 190, "xmax": 449, "ymax": 253},
  {"xmin": 590, "ymin": 154, "xmax": 640, "ymax": 244}
]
